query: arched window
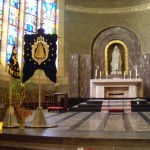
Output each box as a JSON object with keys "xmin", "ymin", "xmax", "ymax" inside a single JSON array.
[
  {"xmin": 42, "ymin": 0, "xmax": 57, "ymax": 34},
  {"xmin": 24, "ymin": 0, "xmax": 38, "ymax": 34},
  {"xmin": 0, "ymin": 0, "xmax": 4, "ymax": 40},
  {"xmin": 4, "ymin": 0, "xmax": 57, "ymax": 64},
  {"xmin": 7, "ymin": 0, "xmax": 20, "ymax": 64}
]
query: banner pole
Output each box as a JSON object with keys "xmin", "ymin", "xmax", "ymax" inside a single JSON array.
[
  {"xmin": 9, "ymin": 77, "xmax": 12, "ymax": 106},
  {"xmin": 38, "ymin": 69, "xmax": 41, "ymax": 107}
]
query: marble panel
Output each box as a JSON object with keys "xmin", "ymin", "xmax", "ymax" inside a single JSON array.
[
  {"xmin": 79, "ymin": 55, "xmax": 91, "ymax": 98},
  {"xmin": 69, "ymin": 54, "xmax": 79, "ymax": 97},
  {"xmin": 69, "ymin": 54, "xmax": 91, "ymax": 98},
  {"xmin": 139, "ymin": 54, "xmax": 150, "ymax": 97}
]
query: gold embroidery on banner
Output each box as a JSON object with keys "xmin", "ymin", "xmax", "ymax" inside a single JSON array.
[
  {"xmin": 34, "ymin": 42, "xmax": 46, "ymax": 59},
  {"xmin": 32, "ymin": 36, "xmax": 49, "ymax": 65}
]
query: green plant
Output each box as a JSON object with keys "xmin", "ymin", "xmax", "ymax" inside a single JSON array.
[
  {"xmin": 0, "ymin": 97, "xmax": 8, "ymax": 121},
  {"xmin": 11, "ymin": 78, "xmax": 31, "ymax": 109}
]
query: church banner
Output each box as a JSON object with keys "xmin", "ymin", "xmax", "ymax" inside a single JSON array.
[
  {"xmin": 22, "ymin": 28, "xmax": 57, "ymax": 83},
  {"xmin": 8, "ymin": 46, "xmax": 20, "ymax": 79}
]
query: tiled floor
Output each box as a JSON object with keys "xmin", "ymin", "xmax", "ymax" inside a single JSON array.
[
  {"xmin": 1, "ymin": 110, "xmax": 150, "ymax": 150},
  {"xmin": 26, "ymin": 110, "xmax": 150, "ymax": 132}
]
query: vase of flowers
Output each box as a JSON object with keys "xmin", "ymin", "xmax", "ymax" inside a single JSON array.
[
  {"xmin": 14, "ymin": 107, "xmax": 32, "ymax": 128},
  {"xmin": 11, "ymin": 79, "xmax": 32, "ymax": 128}
]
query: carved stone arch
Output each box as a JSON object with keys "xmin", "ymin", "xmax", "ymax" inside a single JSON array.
[{"xmin": 91, "ymin": 26, "xmax": 141, "ymax": 78}]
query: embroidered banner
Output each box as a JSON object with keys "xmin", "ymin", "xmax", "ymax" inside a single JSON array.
[
  {"xmin": 22, "ymin": 28, "xmax": 57, "ymax": 83},
  {"xmin": 8, "ymin": 46, "xmax": 20, "ymax": 79}
]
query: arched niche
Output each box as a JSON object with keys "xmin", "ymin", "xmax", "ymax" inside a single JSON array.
[
  {"xmin": 105, "ymin": 40, "xmax": 128, "ymax": 76},
  {"xmin": 91, "ymin": 27, "xmax": 141, "ymax": 78}
]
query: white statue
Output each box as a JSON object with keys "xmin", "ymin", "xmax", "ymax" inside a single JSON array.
[{"xmin": 111, "ymin": 45, "xmax": 122, "ymax": 74}]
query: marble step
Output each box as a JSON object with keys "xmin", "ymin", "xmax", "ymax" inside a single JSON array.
[
  {"xmin": 78, "ymin": 102, "xmax": 102, "ymax": 108},
  {"xmin": 86, "ymin": 99, "xmax": 103, "ymax": 104},
  {"xmin": 101, "ymin": 100, "xmax": 131, "ymax": 112},
  {"xmin": 70, "ymin": 99, "xmax": 150, "ymax": 112},
  {"xmin": 70, "ymin": 105, "xmax": 101, "ymax": 111}
]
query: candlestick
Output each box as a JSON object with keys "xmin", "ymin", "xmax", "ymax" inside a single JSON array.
[
  {"xmin": 129, "ymin": 71, "xmax": 131, "ymax": 78},
  {"xmin": 100, "ymin": 71, "xmax": 102, "ymax": 78},
  {"xmin": 95, "ymin": 69, "xmax": 97, "ymax": 78}
]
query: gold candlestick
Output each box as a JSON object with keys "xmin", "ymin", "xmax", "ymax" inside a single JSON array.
[{"xmin": 100, "ymin": 71, "xmax": 102, "ymax": 79}]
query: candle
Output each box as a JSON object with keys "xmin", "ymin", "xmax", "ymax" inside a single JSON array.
[
  {"xmin": 95, "ymin": 69, "xmax": 97, "ymax": 77},
  {"xmin": 135, "ymin": 68, "xmax": 137, "ymax": 77},
  {"xmin": 129, "ymin": 71, "xmax": 131, "ymax": 77},
  {"xmin": 124, "ymin": 71, "xmax": 125, "ymax": 77},
  {"xmin": 100, "ymin": 71, "xmax": 102, "ymax": 77}
]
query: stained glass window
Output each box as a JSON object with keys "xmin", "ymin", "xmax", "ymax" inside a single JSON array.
[
  {"xmin": 9, "ymin": 6, "xmax": 19, "ymax": 27},
  {"xmin": 10, "ymin": 0, "xmax": 19, "ymax": 9},
  {"xmin": 5, "ymin": 0, "xmax": 57, "ymax": 64},
  {"xmin": 8, "ymin": 25, "xmax": 18, "ymax": 45},
  {"xmin": 24, "ymin": 0, "xmax": 37, "ymax": 34},
  {"xmin": 0, "ymin": 0, "xmax": 4, "ymax": 40},
  {"xmin": 7, "ymin": 0, "xmax": 20, "ymax": 64},
  {"xmin": 42, "ymin": 0, "xmax": 57, "ymax": 34}
]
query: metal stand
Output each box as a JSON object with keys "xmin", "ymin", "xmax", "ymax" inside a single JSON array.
[
  {"xmin": 29, "ymin": 70, "xmax": 57, "ymax": 128},
  {"xmin": 3, "ymin": 78, "xmax": 19, "ymax": 127},
  {"xmin": 3, "ymin": 105, "xmax": 19, "ymax": 127},
  {"xmin": 29, "ymin": 107, "xmax": 57, "ymax": 128}
]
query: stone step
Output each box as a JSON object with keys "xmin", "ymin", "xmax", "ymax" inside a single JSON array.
[
  {"xmin": 86, "ymin": 99, "xmax": 103, "ymax": 104},
  {"xmin": 101, "ymin": 100, "xmax": 131, "ymax": 112},
  {"xmin": 70, "ymin": 105, "xmax": 101, "ymax": 111},
  {"xmin": 78, "ymin": 102, "xmax": 102, "ymax": 108},
  {"xmin": 70, "ymin": 99, "xmax": 150, "ymax": 112}
]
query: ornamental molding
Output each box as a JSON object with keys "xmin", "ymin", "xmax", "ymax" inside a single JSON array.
[{"xmin": 66, "ymin": 3, "xmax": 150, "ymax": 14}]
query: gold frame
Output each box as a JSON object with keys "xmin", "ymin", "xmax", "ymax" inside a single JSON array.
[{"xmin": 105, "ymin": 40, "xmax": 128, "ymax": 76}]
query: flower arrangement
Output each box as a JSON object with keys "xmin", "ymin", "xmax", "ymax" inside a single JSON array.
[
  {"xmin": 15, "ymin": 107, "xmax": 32, "ymax": 121},
  {"xmin": 14, "ymin": 107, "xmax": 32, "ymax": 127},
  {"xmin": 10, "ymin": 78, "xmax": 33, "ymax": 128}
]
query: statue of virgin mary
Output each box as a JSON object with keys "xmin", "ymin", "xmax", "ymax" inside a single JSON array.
[{"xmin": 110, "ymin": 45, "xmax": 122, "ymax": 74}]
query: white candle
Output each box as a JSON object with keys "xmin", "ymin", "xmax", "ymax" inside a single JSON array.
[
  {"xmin": 124, "ymin": 71, "xmax": 125, "ymax": 77},
  {"xmin": 130, "ymin": 71, "xmax": 131, "ymax": 77},
  {"xmin": 135, "ymin": 68, "xmax": 137, "ymax": 77},
  {"xmin": 95, "ymin": 69, "xmax": 97, "ymax": 77},
  {"xmin": 100, "ymin": 71, "xmax": 102, "ymax": 77}
]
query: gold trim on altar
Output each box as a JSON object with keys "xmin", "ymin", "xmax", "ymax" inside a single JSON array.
[{"xmin": 105, "ymin": 40, "xmax": 128, "ymax": 76}]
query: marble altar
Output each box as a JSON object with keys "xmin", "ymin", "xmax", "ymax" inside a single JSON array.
[{"xmin": 90, "ymin": 78, "xmax": 143, "ymax": 98}]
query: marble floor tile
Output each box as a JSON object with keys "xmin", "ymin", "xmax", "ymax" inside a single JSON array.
[{"xmin": 25, "ymin": 110, "xmax": 150, "ymax": 132}]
